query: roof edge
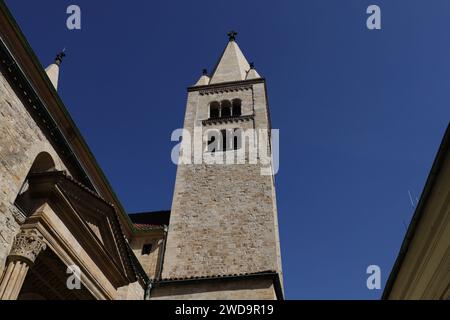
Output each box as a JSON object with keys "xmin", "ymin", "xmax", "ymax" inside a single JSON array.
[{"xmin": 382, "ymin": 123, "xmax": 450, "ymax": 299}]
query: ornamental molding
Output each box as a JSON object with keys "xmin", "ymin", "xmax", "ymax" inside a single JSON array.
[
  {"xmin": 9, "ymin": 229, "xmax": 47, "ymax": 264},
  {"xmin": 198, "ymin": 85, "xmax": 252, "ymax": 96},
  {"xmin": 188, "ymin": 78, "xmax": 265, "ymax": 93},
  {"xmin": 10, "ymin": 205, "xmax": 26, "ymax": 224},
  {"xmin": 202, "ymin": 114, "xmax": 254, "ymax": 126}
]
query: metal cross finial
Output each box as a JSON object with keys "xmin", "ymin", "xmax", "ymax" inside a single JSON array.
[
  {"xmin": 202, "ymin": 68, "xmax": 208, "ymax": 76},
  {"xmin": 55, "ymin": 49, "xmax": 66, "ymax": 66},
  {"xmin": 227, "ymin": 30, "xmax": 238, "ymax": 41}
]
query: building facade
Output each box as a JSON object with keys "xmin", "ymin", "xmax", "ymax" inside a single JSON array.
[
  {"xmin": 149, "ymin": 32, "xmax": 283, "ymax": 300},
  {"xmin": 0, "ymin": 2, "xmax": 148, "ymax": 300},
  {"xmin": 0, "ymin": 2, "xmax": 283, "ymax": 300}
]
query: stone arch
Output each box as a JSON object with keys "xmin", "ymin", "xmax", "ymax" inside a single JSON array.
[
  {"xmin": 14, "ymin": 152, "xmax": 57, "ymax": 217},
  {"xmin": 29, "ymin": 152, "xmax": 56, "ymax": 174},
  {"xmin": 26, "ymin": 144, "xmax": 66, "ymax": 173}
]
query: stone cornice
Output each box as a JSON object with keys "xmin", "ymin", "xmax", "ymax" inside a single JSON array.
[
  {"xmin": 202, "ymin": 114, "xmax": 254, "ymax": 126},
  {"xmin": 23, "ymin": 171, "xmax": 147, "ymax": 288},
  {"xmin": 188, "ymin": 78, "xmax": 265, "ymax": 93},
  {"xmin": 198, "ymin": 84, "xmax": 252, "ymax": 96}
]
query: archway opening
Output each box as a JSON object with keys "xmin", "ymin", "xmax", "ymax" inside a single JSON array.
[{"xmin": 18, "ymin": 248, "xmax": 95, "ymax": 300}]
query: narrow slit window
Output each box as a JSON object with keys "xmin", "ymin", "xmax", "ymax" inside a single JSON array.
[
  {"xmin": 221, "ymin": 129, "xmax": 228, "ymax": 151},
  {"xmin": 233, "ymin": 128, "xmax": 242, "ymax": 151}
]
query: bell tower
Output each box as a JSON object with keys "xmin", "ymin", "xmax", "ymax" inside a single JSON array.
[{"xmin": 156, "ymin": 32, "xmax": 283, "ymax": 300}]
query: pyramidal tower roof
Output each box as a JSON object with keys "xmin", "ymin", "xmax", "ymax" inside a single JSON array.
[
  {"xmin": 209, "ymin": 31, "xmax": 252, "ymax": 84},
  {"xmin": 193, "ymin": 31, "xmax": 261, "ymax": 86}
]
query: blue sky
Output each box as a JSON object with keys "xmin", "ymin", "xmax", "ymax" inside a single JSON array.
[{"xmin": 5, "ymin": 0, "xmax": 450, "ymax": 299}]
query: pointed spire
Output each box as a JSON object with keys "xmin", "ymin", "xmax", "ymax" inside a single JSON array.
[
  {"xmin": 246, "ymin": 61, "xmax": 261, "ymax": 80},
  {"xmin": 209, "ymin": 32, "xmax": 251, "ymax": 84},
  {"xmin": 54, "ymin": 51, "xmax": 66, "ymax": 66},
  {"xmin": 194, "ymin": 68, "xmax": 210, "ymax": 86},
  {"xmin": 45, "ymin": 50, "xmax": 66, "ymax": 90}
]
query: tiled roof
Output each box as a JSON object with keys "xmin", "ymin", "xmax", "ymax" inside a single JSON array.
[
  {"xmin": 60, "ymin": 171, "xmax": 114, "ymax": 206},
  {"xmin": 133, "ymin": 223, "xmax": 165, "ymax": 231}
]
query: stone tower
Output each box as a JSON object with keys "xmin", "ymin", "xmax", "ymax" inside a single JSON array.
[{"xmin": 157, "ymin": 32, "xmax": 283, "ymax": 299}]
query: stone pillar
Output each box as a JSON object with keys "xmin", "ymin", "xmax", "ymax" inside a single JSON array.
[{"xmin": 0, "ymin": 229, "xmax": 47, "ymax": 300}]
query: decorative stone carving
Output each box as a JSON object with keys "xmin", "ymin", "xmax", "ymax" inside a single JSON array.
[
  {"xmin": 199, "ymin": 84, "xmax": 252, "ymax": 96},
  {"xmin": 9, "ymin": 229, "xmax": 47, "ymax": 264},
  {"xmin": 202, "ymin": 114, "xmax": 254, "ymax": 126},
  {"xmin": 10, "ymin": 205, "xmax": 26, "ymax": 224}
]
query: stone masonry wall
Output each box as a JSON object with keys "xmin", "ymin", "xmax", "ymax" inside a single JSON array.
[
  {"xmin": 0, "ymin": 70, "xmax": 67, "ymax": 276},
  {"xmin": 162, "ymin": 82, "xmax": 283, "ymax": 284},
  {"xmin": 130, "ymin": 233, "xmax": 164, "ymax": 279},
  {"xmin": 164, "ymin": 163, "xmax": 278, "ymax": 277},
  {"xmin": 116, "ymin": 281, "xmax": 145, "ymax": 300}
]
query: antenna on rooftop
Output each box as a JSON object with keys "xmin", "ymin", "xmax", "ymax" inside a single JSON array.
[
  {"xmin": 408, "ymin": 190, "xmax": 418, "ymax": 208},
  {"xmin": 403, "ymin": 190, "xmax": 419, "ymax": 232}
]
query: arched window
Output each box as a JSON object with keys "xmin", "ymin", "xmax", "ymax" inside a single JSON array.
[
  {"xmin": 221, "ymin": 100, "xmax": 232, "ymax": 118},
  {"xmin": 232, "ymin": 99, "xmax": 242, "ymax": 117},
  {"xmin": 209, "ymin": 101, "xmax": 220, "ymax": 118}
]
